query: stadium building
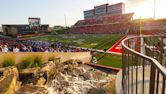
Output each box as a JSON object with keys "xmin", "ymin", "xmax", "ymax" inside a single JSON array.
[
  {"xmin": 2, "ymin": 24, "xmax": 49, "ymax": 37},
  {"xmin": 84, "ymin": 3, "xmax": 125, "ymax": 19},
  {"xmin": 69, "ymin": 2, "xmax": 133, "ymax": 34}
]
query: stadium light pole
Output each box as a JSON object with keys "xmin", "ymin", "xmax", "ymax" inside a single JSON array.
[
  {"xmin": 140, "ymin": 16, "xmax": 144, "ymax": 54},
  {"xmin": 64, "ymin": 14, "xmax": 67, "ymax": 27},
  {"xmin": 153, "ymin": 0, "xmax": 156, "ymax": 19}
]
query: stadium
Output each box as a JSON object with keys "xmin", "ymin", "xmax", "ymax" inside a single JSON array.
[{"xmin": 0, "ymin": 1, "xmax": 166, "ymax": 94}]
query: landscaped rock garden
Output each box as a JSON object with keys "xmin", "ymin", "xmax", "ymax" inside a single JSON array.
[{"xmin": 0, "ymin": 60, "xmax": 115, "ymax": 94}]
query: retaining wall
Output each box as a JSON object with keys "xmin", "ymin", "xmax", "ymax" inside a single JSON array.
[{"xmin": 0, "ymin": 52, "xmax": 91, "ymax": 66}]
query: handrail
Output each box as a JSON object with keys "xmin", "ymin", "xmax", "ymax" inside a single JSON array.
[
  {"xmin": 121, "ymin": 35, "xmax": 166, "ymax": 78},
  {"xmin": 120, "ymin": 35, "xmax": 166, "ymax": 94}
]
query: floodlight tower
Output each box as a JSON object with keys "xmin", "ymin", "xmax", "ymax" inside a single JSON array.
[
  {"xmin": 64, "ymin": 14, "xmax": 67, "ymax": 27},
  {"xmin": 153, "ymin": 0, "xmax": 156, "ymax": 19}
]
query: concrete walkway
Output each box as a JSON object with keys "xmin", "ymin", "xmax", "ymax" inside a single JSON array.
[{"xmin": 115, "ymin": 66, "xmax": 166, "ymax": 94}]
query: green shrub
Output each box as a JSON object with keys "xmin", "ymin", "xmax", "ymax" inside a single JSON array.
[
  {"xmin": 31, "ymin": 56, "xmax": 43, "ymax": 68},
  {"xmin": 17, "ymin": 58, "xmax": 33, "ymax": 71},
  {"xmin": 2, "ymin": 58, "xmax": 15, "ymax": 67},
  {"xmin": 48, "ymin": 57, "xmax": 59, "ymax": 62}
]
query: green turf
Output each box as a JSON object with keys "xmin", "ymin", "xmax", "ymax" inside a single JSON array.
[
  {"xmin": 32, "ymin": 34, "xmax": 123, "ymax": 50},
  {"xmin": 95, "ymin": 53, "xmax": 122, "ymax": 68},
  {"xmin": 31, "ymin": 34, "xmax": 123, "ymax": 68},
  {"xmin": 55, "ymin": 28, "xmax": 70, "ymax": 34}
]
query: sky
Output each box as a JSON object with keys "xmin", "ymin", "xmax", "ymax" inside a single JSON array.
[{"xmin": 0, "ymin": 0, "xmax": 166, "ymax": 27}]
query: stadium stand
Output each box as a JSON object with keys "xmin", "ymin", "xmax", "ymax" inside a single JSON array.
[
  {"xmin": 68, "ymin": 13, "xmax": 133, "ymax": 34},
  {"xmin": 131, "ymin": 18, "xmax": 166, "ymax": 35},
  {"xmin": 70, "ymin": 23, "xmax": 130, "ymax": 34}
]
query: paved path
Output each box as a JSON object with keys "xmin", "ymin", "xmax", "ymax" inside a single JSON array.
[{"xmin": 115, "ymin": 66, "xmax": 166, "ymax": 94}]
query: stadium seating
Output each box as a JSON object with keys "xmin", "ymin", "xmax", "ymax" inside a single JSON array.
[
  {"xmin": 70, "ymin": 23, "xmax": 130, "ymax": 34},
  {"xmin": 129, "ymin": 19, "xmax": 166, "ymax": 35},
  {"xmin": 69, "ymin": 13, "xmax": 133, "ymax": 34}
]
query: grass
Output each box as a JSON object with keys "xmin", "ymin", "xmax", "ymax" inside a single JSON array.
[
  {"xmin": 17, "ymin": 57, "xmax": 33, "ymax": 71},
  {"xmin": 48, "ymin": 57, "xmax": 59, "ymax": 62},
  {"xmin": 2, "ymin": 58, "xmax": 15, "ymax": 67},
  {"xmin": 32, "ymin": 34, "xmax": 123, "ymax": 50},
  {"xmin": 55, "ymin": 28, "xmax": 70, "ymax": 34},
  {"xmin": 95, "ymin": 53, "xmax": 122, "ymax": 68},
  {"xmin": 31, "ymin": 34, "xmax": 123, "ymax": 68},
  {"xmin": 32, "ymin": 56, "xmax": 43, "ymax": 68},
  {"xmin": 17, "ymin": 56, "xmax": 43, "ymax": 71}
]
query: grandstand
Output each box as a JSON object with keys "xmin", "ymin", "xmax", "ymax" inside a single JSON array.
[
  {"xmin": 68, "ymin": 13, "xmax": 133, "ymax": 34},
  {"xmin": 131, "ymin": 18, "xmax": 166, "ymax": 35},
  {"xmin": 67, "ymin": 2, "xmax": 133, "ymax": 34},
  {"xmin": 69, "ymin": 1, "xmax": 166, "ymax": 35}
]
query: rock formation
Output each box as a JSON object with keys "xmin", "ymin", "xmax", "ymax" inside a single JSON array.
[
  {"xmin": 47, "ymin": 60, "xmax": 114, "ymax": 94},
  {"xmin": 0, "ymin": 60, "xmax": 114, "ymax": 94}
]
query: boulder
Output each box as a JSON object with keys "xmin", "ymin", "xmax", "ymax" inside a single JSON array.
[
  {"xmin": 40, "ymin": 61, "xmax": 56, "ymax": 81},
  {"xmin": 3, "ymin": 66, "xmax": 19, "ymax": 77},
  {"xmin": 15, "ymin": 85, "xmax": 48, "ymax": 94},
  {"xmin": 0, "ymin": 74, "xmax": 17, "ymax": 94},
  {"xmin": 36, "ymin": 77, "xmax": 46, "ymax": 85},
  {"xmin": 19, "ymin": 67, "xmax": 40, "ymax": 84}
]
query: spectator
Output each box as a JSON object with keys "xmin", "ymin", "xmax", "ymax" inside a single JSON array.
[
  {"xmin": 13, "ymin": 45, "xmax": 20, "ymax": 52},
  {"xmin": 92, "ymin": 56, "xmax": 97, "ymax": 64},
  {"xmin": 2, "ymin": 45, "xmax": 8, "ymax": 52},
  {"xmin": 0, "ymin": 37, "xmax": 87, "ymax": 53}
]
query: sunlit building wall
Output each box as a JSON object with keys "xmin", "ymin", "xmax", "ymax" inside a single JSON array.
[{"xmin": 84, "ymin": 2, "xmax": 125, "ymax": 19}]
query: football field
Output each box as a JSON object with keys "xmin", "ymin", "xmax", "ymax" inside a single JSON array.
[
  {"xmin": 32, "ymin": 34, "xmax": 123, "ymax": 68},
  {"xmin": 32, "ymin": 34, "xmax": 123, "ymax": 50}
]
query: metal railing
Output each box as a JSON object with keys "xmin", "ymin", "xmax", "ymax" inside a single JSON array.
[{"xmin": 121, "ymin": 35, "xmax": 166, "ymax": 94}]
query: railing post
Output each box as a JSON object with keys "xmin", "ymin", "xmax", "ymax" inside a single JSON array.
[
  {"xmin": 122, "ymin": 46, "xmax": 126, "ymax": 94},
  {"xmin": 149, "ymin": 64, "xmax": 156, "ymax": 94},
  {"xmin": 162, "ymin": 78, "xmax": 165, "ymax": 94},
  {"xmin": 121, "ymin": 35, "xmax": 166, "ymax": 94},
  {"xmin": 127, "ymin": 39, "xmax": 130, "ymax": 94},
  {"xmin": 131, "ymin": 53, "xmax": 134, "ymax": 94},
  {"xmin": 160, "ymin": 37, "xmax": 163, "ymax": 65},
  {"xmin": 160, "ymin": 37, "xmax": 165, "ymax": 94},
  {"xmin": 142, "ymin": 58, "xmax": 145, "ymax": 94},
  {"xmin": 135, "ymin": 55, "xmax": 138, "ymax": 94}
]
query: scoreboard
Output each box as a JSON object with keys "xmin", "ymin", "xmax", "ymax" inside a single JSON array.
[
  {"xmin": 28, "ymin": 17, "xmax": 41, "ymax": 32},
  {"xmin": 28, "ymin": 17, "xmax": 41, "ymax": 28}
]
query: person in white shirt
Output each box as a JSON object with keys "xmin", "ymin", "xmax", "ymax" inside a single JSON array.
[
  {"xmin": 2, "ymin": 45, "xmax": 8, "ymax": 52},
  {"xmin": 92, "ymin": 57, "xmax": 97, "ymax": 64},
  {"xmin": 44, "ymin": 48, "xmax": 49, "ymax": 53},
  {"xmin": 13, "ymin": 46, "xmax": 20, "ymax": 52}
]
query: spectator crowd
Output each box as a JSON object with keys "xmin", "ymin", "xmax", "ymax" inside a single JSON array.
[{"xmin": 0, "ymin": 37, "xmax": 88, "ymax": 53}]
